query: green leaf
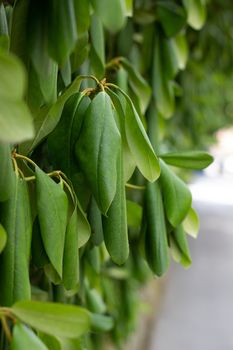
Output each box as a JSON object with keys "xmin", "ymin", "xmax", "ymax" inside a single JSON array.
[
  {"xmin": 77, "ymin": 198, "xmax": 91, "ymax": 248},
  {"xmin": 102, "ymin": 151, "xmax": 129, "ymax": 265},
  {"xmin": 91, "ymin": 0, "xmax": 126, "ymax": 33},
  {"xmin": 183, "ymin": 207, "xmax": 199, "ymax": 238},
  {"xmin": 171, "ymin": 225, "xmax": 192, "ymax": 268},
  {"xmin": 85, "ymin": 287, "xmax": 106, "ymax": 314},
  {"xmin": 159, "ymin": 160, "xmax": 192, "ymax": 227},
  {"xmin": 173, "ymin": 33, "xmax": 188, "ymax": 70},
  {"xmin": 144, "ymin": 181, "xmax": 170, "ymax": 276},
  {"xmin": 10, "ymin": 323, "xmax": 48, "ymax": 350},
  {"xmin": 35, "ymin": 167, "xmax": 68, "ymax": 277},
  {"xmin": 0, "ymin": 223, "xmax": 7, "ymax": 253},
  {"xmin": 0, "ymin": 142, "xmax": 15, "ymax": 202},
  {"xmin": 75, "ymin": 92, "xmax": 121, "ymax": 215},
  {"xmin": 47, "ymin": 0, "xmax": 78, "ymax": 65},
  {"xmin": 160, "ymin": 151, "xmax": 213, "ymax": 169},
  {"xmin": 0, "ymin": 4, "xmax": 8, "ymax": 35},
  {"xmin": 47, "ymin": 93, "xmax": 90, "ymax": 177},
  {"xmin": 117, "ymin": 88, "xmax": 160, "ymax": 182},
  {"xmin": 183, "ymin": 0, "xmax": 206, "ymax": 30},
  {"xmin": 11, "ymin": 301, "xmax": 91, "ymax": 339},
  {"xmin": 74, "ymin": 0, "xmax": 90, "ymax": 34},
  {"xmin": 90, "ymin": 313, "xmax": 114, "ymax": 332},
  {"xmin": 90, "ymin": 15, "xmax": 105, "ymax": 78},
  {"xmin": 125, "ymin": 0, "xmax": 133, "ymax": 17},
  {"xmin": 0, "ymin": 176, "xmax": 32, "ymax": 306},
  {"xmin": 126, "ymin": 200, "xmax": 142, "ymax": 228},
  {"xmin": 20, "ymin": 75, "xmax": 83, "ymax": 154},
  {"xmin": 31, "ymin": 217, "xmax": 49, "ymax": 269},
  {"xmin": 157, "ymin": 1, "xmax": 187, "ymax": 37},
  {"xmin": 88, "ymin": 197, "xmax": 104, "ymax": 246},
  {"xmin": 120, "ymin": 57, "xmax": 151, "ymax": 113}
]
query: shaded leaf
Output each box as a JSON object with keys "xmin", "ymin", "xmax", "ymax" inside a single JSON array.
[
  {"xmin": 157, "ymin": 1, "xmax": 187, "ymax": 37},
  {"xmin": 171, "ymin": 225, "xmax": 192, "ymax": 267},
  {"xmin": 0, "ymin": 223, "xmax": 7, "ymax": 253},
  {"xmin": 11, "ymin": 301, "xmax": 91, "ymax": 339},
  {"xmin": 0, "ymin": 142, "xmax": 15, "ymax": 202},
  {"xmin": 126, "ymin": 200, "xmax": 142, "ymax": 228},
  {"xmin": 90, "ymin": 15, "xmax": 105, "ymax": 78}
]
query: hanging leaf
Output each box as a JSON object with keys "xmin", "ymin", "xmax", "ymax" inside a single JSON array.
[
  {"xmin": 74, "ymin": 0, "xmax": 90, "ymax": 34},
  {"xmin": 35, "ymin": 167, "xmax": 68, "ymax": 277},
  {"xmin": 11, "ymin": 301, "xmax": 91, "ymax": 339},
  {"xmin": 159, "ymin": 160, "xmax": 192, "ymax": 227},
  {"xmin": 47, "ymin": 0, "xmax": 78, "ymax": 65},
  {"xmin": 183, "ymin": 0, "xmax": 206, "ymax": 30},
  {"xmin": 77, "ymin": 198, "xmax": 91, "ymax": 248},
  {"xmin": 90, "ymin": 15, "xmax": 105, "ymax": 78},
  {"xmin": 183, "ymin": 207, "xmax": 199, "ymax": 238},
  {"xmin": 91, "ymin": 0, "xmax": 126, "ymax": 33},
  {"xmin": 126, "ymin": 200, "xmax": 142, "ymax": 228},
  {"xmin": 0, "ymin": 176, "xmax": 32, "ymax": 306},
  {"xmin": 75, "ymin": 92, "xmax": 121, "ymax": 215},
  {"xmin": 10, "ymin": 323, "xmax": 48, "ymax": 350},
  {"xmin": 31, "ymin": 217, "xmax": 49, "ymax": 269},
  {"xmin": 0, "ymin": 224, "xmax": 7, "ymax": 253},
  {"xmin": 157, "ymin": 1, "xmax": 187, "ymax": 37},
  {"xmin": 102, "ymin": 151, "xmax": 129, "ymax": 265},
  {"xmin": 144, "ymin": 181, "xmax": 170, "ymax": 276},
  {"xmin": 119, "ymin": 57, "xmax": 151, "ymax": 113},
  {"xmin": 0, "ymin": 4, "xmax": 8, "ymax": 35},
  {"xmin": 160, "ymin": 150, "xmax": 213, "ymax": 169},
  {"xmin": 88, "ymin": 196, "xmax": 104, "ymax": 246},
  {"xmin": 117, "ymin": 88, "xmax": 160, "ymax": 182},
  {"xmin": 90, "ymin": 313, "xmax": 114, "ymax": 332},
  {"xmin": 173, "ymin": 32, "xmax": 189, "ymax": 70},
  {"xmin": 171, "ymin": 225, "xmax": 192, "ymax": 268},
  {"xmin": 0, "ymin": 142, "xmax": 15, "ymax": 202}
]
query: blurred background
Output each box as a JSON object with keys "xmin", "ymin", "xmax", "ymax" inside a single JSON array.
[{"xmin": 148, "ymin": 1, "xmax": 233, "ymax": 348}]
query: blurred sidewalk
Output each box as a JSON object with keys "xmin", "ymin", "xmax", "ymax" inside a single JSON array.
[{"xmin": 148, "ymin": 173, "xmax": 233, "ymax": 350}]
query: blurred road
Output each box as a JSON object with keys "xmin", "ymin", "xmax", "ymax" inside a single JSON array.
[{"xmin": 149, "ymin": 175, "xmax": 233, "ymax": 350}]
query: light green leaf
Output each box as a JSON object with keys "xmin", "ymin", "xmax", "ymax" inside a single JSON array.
[
  {"xmin": 11, "ymin": 301, "xmax": 91, "ymax": 339},
  {"xmin": 157, "ymin": 1, "xmax": 187, "ymax": 37},
  {"xmin": 88, "ymin": 197, "xmax": 104, "ymax": 246},
  {"xmin": 117, "ymin": 88, "xmax": 160, "ymax": 182},
  {"xmin": 183, "ymin": 0, "xmax": 206, "ymax": 30},
  {"xmin": 10, "ymin": 323, "xmax": 48, "ymax": 350},
  {"xmin": 183, "ymin": 207, "xmax": 199, "ymax": 238},
  {"xmin": 159, "ymin": 160, "xmax": 192, "ymax": 227},
  {"xmin": 0, "ymin": 142, "xmax": 15, "ymax": 202},
  {"xmin": 126, "ymin": 200, "xmax": 142, "ymax": 228},
  {"xmin": 171, "ymin": 225, "xmax": 192, "ymax": 268},
  {"xmin": 120, "ymin": 57, "xmax": 151, "ymax": 113},
  {"xmin": 75, "ymin": 92, "xmax": 121, "ymax": 215},
  {"xmin": 173, "ymin": 33, "xmax": 189, "ymax": 70},
  {"xmin": 160, "ymin": 151, "xmax": 213, "ymax": 169},
  {"xmin": 35, "ymin": 167, "xmax": 68, "ymax": 277},
  {"xmin": 90, "ymin": 313, "xmax": 114, "ymax": 332},
  {"xmin": 144, "ymin": 181, "xmax": 170, "ymax": 276},
  {"xmin": 91, "ymin": 0, "xmax": 126, "ymax": 33},
  {"xmin": 0, "ymin": 223, "xmax": 7, "ymax": 253},
  {"xmin": 0, "ymin": 176, "xmax": 32, "ymax": 306},
  {"xmin": 90, "ymin": 15, "xmax": 105, "ymax": 78},
  {"xmin": 74, "ymin": 0, "xmax": 90, "ymax": 34},
  {"xmin": 125, "ymin": 0, "xmax": 133, "ymax": 16},
  {"xmin": 102, "ymin": 151, "xmax": 129, "ymax": 265},
  {"xmin": 47, "ymin": 0, "xmax": 78, "ymax": 65},
  {"xmin": 77, "ymin": 198, "xmax": 91, "ymax": 248}
]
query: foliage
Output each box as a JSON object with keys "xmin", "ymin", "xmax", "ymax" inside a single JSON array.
[{"xmin": 0, "ymin": 0, "xmax": 216, "ymax": 349}]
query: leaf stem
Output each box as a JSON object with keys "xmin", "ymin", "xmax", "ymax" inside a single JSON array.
[
  {"xmin": 14, "ymin": 153, "xmax": 37, "ymax": 169},
  {"xmin": 0, "ymin": 316, "xmax": 12, "ymax": 343}
]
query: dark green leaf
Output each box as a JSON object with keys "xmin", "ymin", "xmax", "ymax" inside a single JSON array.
[
  {"xmin": 159, "ymin": 160, "xmax": 192, "ymax": 227},
  {"xmin": 144, "ymin": 181, "xmax": 170, "ymax": 276},
  {"xmin": 160, "ymin": 151, "xmax": 213, "ymax": 169},
  {"xmin": 157, "ymin": 1, "xmax": 187, "ymax": 37},
  {"xmin": 91, "ymin": 0, "xmax": 126, "ymax": 33},
  {"xmin": 75, "ymin": 92, "xmax": 121, "ymax": 215},
  {"xmin": 47, "ymin": 0, "xmax": 78, "ymax": 65},
  {"xmin": 35, "ymin": 167, "xmax": 68, "ymax": 277},
  {"xmin": 77, "ymin": 198, "xmax": 91, "ymax": 248},
  {"xmin": 0, "ymin": 142, "xmax": 15, "ymax": 202},
  {"xmin": 0, "ymin": 176, "xmax": 32, "ymax": 306},
  {"xmin": 126, "ymin": 200, "xmax": 142, "ymax": 228},
  {"xmin": 11, "ymin": 301, "xmax": 91, "ymax": 339},
  {"xmin": 74, "ymin": 0, "xmax": 90, "ymax": 34},
  {"xmin": 31, "ymin": 217, "xmax": 49, "ymax": 269},
  {"xmin": 102, "ymin": 151, "xmax": 129, "ymax": 265},
  {"xmin": 10, "ymin": 323, "xmax": 48, "ymax": 350},
  {"xmin": 90, "ymin": 15, "xmax": 105, "ymax": 78},
  {"xmin": 0, "ymin": 4, "xmax": 8, "ymax": 35},
  {"xmin": 171, "ymin": 225, "xmax": 192, "ymax": 267}
]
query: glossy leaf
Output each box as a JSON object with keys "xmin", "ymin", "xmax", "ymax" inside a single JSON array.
[
  {"xmin": 91, "ymin": 0, "xmax": 126, "ymax": 33},
  {"xmin": 160, "ymin": 151, "xmax": 213, "ymax": 169},
  {"xmin": 102, "ymin": 151, "xmax": 129, "ymax": 265},
  {"xmin": 120, "ymin": 57, "xmax": 151, "ymax": 113},
  {"xmin": 0, "ymin": 176, "xmax": 32, "ymax": 306},
  {"xmin": 183, "ymin": 0, "xmax": 206, "ymax": 30},
  {"xmin": 0, "ymin": 142, "xmax": 15, "ymax": 202},
  {"xmin": 157, "ymin": 1, "xmax": 187, "ymax": 37},
  {"xmin": 118, "ymin": 88, "xmax": 160, "ymax": 182},
  {"xmin": 47, "ymin": 0, "xmax": 78, "ymax": 65},
  {"xmin": 159, "ymin": 160, "xmax": 192, "ymax": 227},
  {"xmin": 144, "ymin": 181, "xmax": 170, "ymax": 276},
  {"xmin": 0, "ymin": 223, "xmax": 7, "ymax": 253},
  {"xmin": 90, "ymin": 15, "xmax": 105, "ymax": 78},
  {"xmin": 183, "ymin": 207, "xmax": 199, "ymax": 238},
  {"xmin": 11, "ymin": 301, "xmax": 91, "ymax": 339},
  {"xmin": 35, "ymin": 167, "xmax": 68, "ymax": 277},
  {"xmin": 75, "ymin": 92, "xmax": 121, "ymax": 215},
  {"xmin": 10, "ymin": 323, "xmax": 48, "ymax": 350}
]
